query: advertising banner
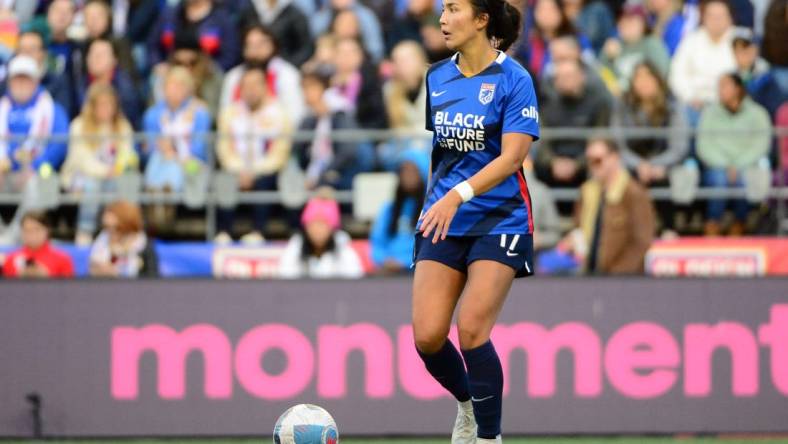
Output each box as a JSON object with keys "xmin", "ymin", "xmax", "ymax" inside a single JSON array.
[
  {"xmin": 1, "ymin": 278, "xmax": 787, "ymax": 437},
  {"xmin": 646, "ymin": 238, "xmax": 788, "ymax": 277}
]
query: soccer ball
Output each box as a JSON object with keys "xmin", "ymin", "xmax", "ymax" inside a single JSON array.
[{"xmin": 273, "ymin": 404, "xmax": 339, "ymax": 444}]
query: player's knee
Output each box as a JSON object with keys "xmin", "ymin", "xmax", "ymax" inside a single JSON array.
[
  {"xmin": 413, "ymin": 328, "xmax": 448, "ymax": 355},
  {"xmin": 457, "ymin": 322, "xmax": 490, "ymax": 350}
]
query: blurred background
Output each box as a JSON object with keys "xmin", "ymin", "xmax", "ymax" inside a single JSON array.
[{"xmin": 0, "ymin": 0, "xmax": 787, "ymax": 441}]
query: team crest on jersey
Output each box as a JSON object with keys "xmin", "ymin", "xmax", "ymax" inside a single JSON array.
[{"xmin": 478, "ymin": 83, "xmax": 496, "ymax": 105}]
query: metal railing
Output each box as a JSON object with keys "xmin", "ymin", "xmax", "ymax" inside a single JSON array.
[{"xmin": 1, "ymin": 126, "xmax": 786, "ymax": 239}]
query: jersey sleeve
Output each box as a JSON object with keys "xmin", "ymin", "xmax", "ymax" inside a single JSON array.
[
  {"xmin": 502, "ymin": 72, "xmax": 540, "ymax": 140},
  {"xmin": 425, "ymin": 73, "xmax": 434, "ymax": 132}
]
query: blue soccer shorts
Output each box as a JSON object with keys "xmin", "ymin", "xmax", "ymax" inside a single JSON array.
[{"xmin": 413, "ymin": 233, "xmax": 534, "ymax": 278}]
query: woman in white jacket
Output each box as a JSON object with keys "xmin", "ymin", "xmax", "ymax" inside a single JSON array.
[{"xmin": 278, "ymin": 191, "xmax": 363, "ymax": 279}]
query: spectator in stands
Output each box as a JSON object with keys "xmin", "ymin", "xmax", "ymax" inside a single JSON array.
[
  {"xmin": 151, "ymin": 32, "xmax": 224, "ymax": 118},
  {"xmin": 215, "ymin": 67, "xmax": 292, "ymax": 245},
  {"xmin": 42, "ymin": 0, "xmax": 78, "ymax": 76},
  {"xmin": 370, "ymin": 149, "xmax": 427, "ymax": 274},
  {"xmin": 386, "ymin": 0, "xmax": 439, "ymax": 52},
  {"xmin": 613, "ymin": 61, "xmax": 688, "ymax": 234},
  {"xmin": 565, "ymin": 138, "xmax": 655, "ymax": 274},
  {"xmin": 78, "ymin": 38, "xmax": 143, "ymax": 127},
  {"xmin": 762, "ymin": 0, "xmax": 788, "ymax": 97},
  {"xmin": 108, "ymin": 0, "xmax": 160, "ymax": 49},
  {"xmin": 142, "ymin": 66, "xmax": 211, "ymax": 193},
  {"xmin": 311, "ymin": 0, "xmax": 384, "ymax": 62},
  {"xmin": 561, "ymin": 0, "xmax": 616, "ymax": 54},
  {"xmin": 295, "ymin": 66, "xmax": 368, "ymax": 190},
  {"xmin": 238, "ymin": 0, "xmax": 314, "ymax": 67},
  {"xmin": 380, "ymin": 40, "xmax": 430, "ymax": 169},
  {"xmin": 219, "ymin": 25, "xmax": 305, "ymax": 127},
  {"xmin": 599, "ymin": 4, "xmax": 671, "ymax": 95},
  {"xmin": 61, "ymin": 84, "xmax": 137, "ymax": 245},
  {"xmin": 89, "ymin": 200, "xmax": 158, "ymax": 278},
  {"xmin": 777, "ymin": 102, "xmax": 788, "ymax": 186},
  {"xmin": 731, "ymin": 28, "xmax": 785, "ymax": 117},
  {"xmin": 279, "ymin": 190, "xmax": 364, "ymax": 279},
  {"xmin": 519, "ymin": 0, "xmax": 591, "ymax": 78},
  {"xmin": 0, "ymin": 55, "xmax": 69, "ymax": 242},
  {"xmin": 302, "ymin": 33, "xmax": 338, "ymax": 74},
  {"xmin": 81, "ymin": 0, "xmax": 138, "ymax": 82},
  {"xmin": 535, "ymin": 59, "xmax": 613, "ymax": 189},
  {"xmin": 0, "ymin": 2, "xmax": 21, "ymax": 62},
  {"xmin": 332, "ymin": 37, "xmax": 387, "ymax": 129},
  {"xmin": 2, "ymin": 211, "xmax": 74, "ymax": 278},
  {"xmin": 148, "ymin": 0, "xmax": 240, "ymax": 71},
  {"xmin": 645, "ymin": 0, "xmax": 688, "ymax": 55},
  {"xmin": 2, "ymin": 30, "xmax": 73, "ymax": 114},
  {"xmin": 669, "ymin": 0, "xmax": 736, "ymax": 123},
  {"xmin": 697, "ymin": 73, "xmax": 772, "ymax": 236}
]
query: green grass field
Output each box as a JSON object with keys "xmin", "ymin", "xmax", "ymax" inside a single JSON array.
[{"xmin": 9, "ymin": 437, "xmax": 788, "ymax": 444}]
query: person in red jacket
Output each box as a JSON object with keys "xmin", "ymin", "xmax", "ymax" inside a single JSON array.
[{"xmin": 2, "ymin": 211, "xmax": 74, "ymax": 278}]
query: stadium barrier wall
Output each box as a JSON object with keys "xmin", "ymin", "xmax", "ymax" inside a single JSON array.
[{"xmin": 1, "ymin": 278, "xmax": 787, "ymax": 437}]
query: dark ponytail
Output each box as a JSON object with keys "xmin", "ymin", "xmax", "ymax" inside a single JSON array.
[{"xmin": 471, "ymin": 0, "xmax": 522, "ymax": 52}]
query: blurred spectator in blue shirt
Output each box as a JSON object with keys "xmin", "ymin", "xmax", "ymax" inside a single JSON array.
[
  {"xmin": 370, "ymin": 148, "xmax": 428, "ymax": 274},
  {"xmin": 645, "ymin": 0, "xmax": 687, "ymax": 55},
  {"xmin": 731, "ymin": 28, "xmax": 786, "ymax": 118},
  {"xmin": 142, "ymin": 65, "xmax": 211, "ymax": 192},
  {"xmin": 0, "ymin": 55, "xmax": 69, "ymax": 175}
]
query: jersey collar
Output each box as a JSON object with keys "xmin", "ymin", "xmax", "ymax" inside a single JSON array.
[{"xmin": 451, "ymin": 50, "xmax": 507, "ymax": 75}]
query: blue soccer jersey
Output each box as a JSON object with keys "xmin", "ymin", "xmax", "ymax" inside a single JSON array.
[{"xmin": 422, "ymin": 51, "xmax": 540, "ymax": 236}]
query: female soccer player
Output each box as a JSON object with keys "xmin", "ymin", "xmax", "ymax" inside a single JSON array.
[{"xmin": 412, "ymin": 0, "xmax": 539, "ymax": 442}]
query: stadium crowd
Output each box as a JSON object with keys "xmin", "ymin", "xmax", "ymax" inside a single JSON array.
[{"xmin": 0, "ymin": 0, "xmax": 787, "ymax": 278}]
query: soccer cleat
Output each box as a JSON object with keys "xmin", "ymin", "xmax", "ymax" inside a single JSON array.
[
  {"xmin": 451, "ymin": 400, "xmax": 477, "ymax": 444},
  {"xmin": 476, "ymin": 435, "xmax": 502, "ymax": 443}
]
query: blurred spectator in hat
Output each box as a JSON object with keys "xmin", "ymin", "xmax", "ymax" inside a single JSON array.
[
  {"xmin": 599, "ymin": 3, "xmax": 671, "ymax": 95},
  {"xmin": 535, "ymin": 59, "xmax": 613, "ymax": 191},
  {"xmin": 151, "ymin": 31, "xmax": 224, "ymax": 117},
  {"xmin": 0, "ymin": 30, "xmax": 74, "ymax": 114},
  {"xmin": 215, "ymin": 66, "xmax": 292, "ymax": 245},
  {"xmin": 141, "ymin": 66, "xmax": 211, "ymax": 195},
  {"xmin": 238, "ymin": 0, "xmax": 314, "ymax": 67},
  {"xmin": 612, "ymin": 61, "xmax": 689, "ymax": 234},
  {"xmin": 731, "ymin": 27, "xmax": 786, "ymax": 117},
  {"xmin": 61, "ymin": 83, "xmax": 137, "ymax": 245},
  {"xmin": 219, "ymin": 25, "xmax": 305, "ymax": 127},
  {"xmin": 645, "ymin": 0, "xmax": 688, "ymax": 55},
  {"xmin": 563, "ymin": 138, "xmax": 655, "ymax": 274},
  {"xmin": 311, "ymin": 0, "xmax": 384, "ymax": 62},
  {"xmin": 697, "ymin": 72, "xmax": 771, "ymax": 236},
  {"xmin": 148, "ymin": 0, "xmax": 240, "ymax": 71},
  {"xmin": 561, "ymin": 0, "xmax": 616, "ymax": 54},
  {"xmin": 0, "ymin": 55, "xmax": 69, "ymax": 243},
  {"xmin": 89, "ymin": 200, "xmax": 158, "ymax": 278},
  {"xmin": 279, "ymin": 189, "xmax": 363, "ymax": 279},
  {"xmin": 76, "ymin": 38, "xmax": 143, "ymax": 127},
  {"xmin": 669, "ymin": 0, "xmax": 736, "ymax": 119},
  {"xmin": 370, "ymin": 148, "xmax": 427, "ymax": 275},
  {"xmin": 2, "ymin": 211, "xmax": 74, "ymax": 278},
  {"xmin": 331, "ymin": 37, "xmax": 387, "ymax": 130}
]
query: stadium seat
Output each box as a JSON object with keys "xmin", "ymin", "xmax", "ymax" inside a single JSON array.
[{"xmin": 352, "ymin": 172, "xmax": 398, "ymax": 222}]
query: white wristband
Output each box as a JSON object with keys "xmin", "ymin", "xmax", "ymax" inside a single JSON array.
[{"xmin": 453, "ymin": 180, "xmax": 474, "ymax": 203}]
